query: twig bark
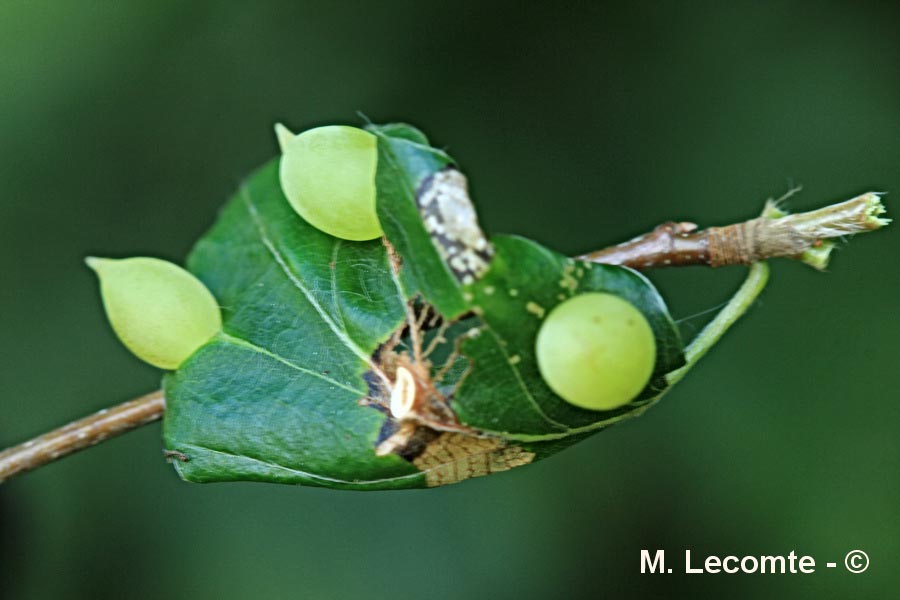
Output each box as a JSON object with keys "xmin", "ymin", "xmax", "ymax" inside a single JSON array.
[
  {"xmin": 0, "ymin": 390, "xmax": 165, "ymax": 483},
  {"xmin": 580, "ymin": 192, "xmax": 888, "ymax": 270},
  {"xmin": 0, "ymin": 192, "xmax": 889, "ymax": 484}
]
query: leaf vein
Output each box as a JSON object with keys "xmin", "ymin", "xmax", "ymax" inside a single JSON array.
[
  {"xmin": 240, "ymin": 187, "xmax": 377, "ymax": 372},
  {"xmin": 178, "ymin": 443, "xmax": 425, "ymax": 487},
  {"xmin": 217, "ymin": 332, "xmax": 362, "ymax": 395},
  {"xmin": 479, "ymin": 324, "xmax": 570, "ymax": 432}
]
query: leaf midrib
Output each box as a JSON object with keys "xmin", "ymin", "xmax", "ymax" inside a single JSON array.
[{"xmin": 240, "ymin": 186, "xmax": 378, "ymax": 374}]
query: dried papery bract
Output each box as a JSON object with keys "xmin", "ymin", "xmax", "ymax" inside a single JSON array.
[
  {"xmin": 389, "ymin": 366, "xmax": 417, "ymax": 420},
  {"xmin": 370, "ymin": 316, "xmax": 537, "ymax": 487}
]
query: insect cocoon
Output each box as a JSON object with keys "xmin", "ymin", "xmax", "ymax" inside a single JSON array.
[
  {"xmin": 276, "ymin": 123, "xmax": 382, "ymax": 241},
  {"xmin": 86, "ymin": 257, "xmax": 222, "ymax": 370},
  {"xmin": 535, "ymin": 292, "xmax": 656, "ymax": 411}
]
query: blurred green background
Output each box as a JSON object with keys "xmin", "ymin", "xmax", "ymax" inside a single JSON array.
[{"xmin": 1, "ymin": 1, "xmax": 898, "ymax": 598}]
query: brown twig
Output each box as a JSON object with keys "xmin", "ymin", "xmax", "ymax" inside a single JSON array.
[
  {"xmin": 0, "ymin": 390, "xmax": 165, "ymax": 483},
  {"xmin": 0, "ymin": 192, "xmax": 889, "ymax": 484},
  {"xmin": 581, "ymin": 192, "xmax": 888, "ymax": 270}
]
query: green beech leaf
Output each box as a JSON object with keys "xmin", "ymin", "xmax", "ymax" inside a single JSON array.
[
  {"xmin": 161, "ymin": 123, "xmax": 685, "ymax": 490},
  {"xmin": 454, "ymin": 235, "xmax": 684, "ymax": 437},
  {"xmin": 368, "ymin": 122, "xmax": 476, "ymax": 318}
]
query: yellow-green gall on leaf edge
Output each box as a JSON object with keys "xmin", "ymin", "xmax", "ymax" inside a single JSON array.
[
  {"xmin": 535, "ymin": 292, "xmax": 656, "ymax": 411},
  {"xmin": 274, "ymin": 122, "xmax": 295, "ymax": 153},
  {"xmin": 86, "ymin": 257, "xmax": 222, "ymax": 370},
  {"xmin": 275, "ymin": 123, "xmax": 382, "ymax": 241}
]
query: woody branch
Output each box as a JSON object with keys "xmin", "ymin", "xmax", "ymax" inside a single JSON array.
[
  {"xmin": 0, "ymin": 191, "xmax": 889, "ymax": 483},
  {"xmin": 580, "ymin": 192, "xmax": 888, "ymax": 270}
]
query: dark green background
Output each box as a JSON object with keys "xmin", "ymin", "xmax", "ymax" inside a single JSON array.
[{"xmin": 1, "ymin": 1, "xmax": 897, "ymax": 598}]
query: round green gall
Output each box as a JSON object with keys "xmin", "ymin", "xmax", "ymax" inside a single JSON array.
[
  {"xmin": 535, "ymin": 292, "xmax": 656, "ymax": 411},
  {"xmin": 87, "ymin": 257, "xmax": 222, "ymax": 370},
  {"xmin": 276, "ymin": 123, "xmax": 382, "ymax": 241}
]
